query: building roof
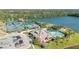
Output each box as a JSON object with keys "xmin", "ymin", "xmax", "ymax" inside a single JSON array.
[{"xmin": 0, "ymin": 32, "xmax": 32, "ymax": 48}]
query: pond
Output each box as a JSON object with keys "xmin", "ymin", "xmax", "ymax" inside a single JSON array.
[{"xmin": 38, "ymin": 16, "xmax": 79, "ymax": 32}]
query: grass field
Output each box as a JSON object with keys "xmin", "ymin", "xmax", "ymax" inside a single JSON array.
[{"xmin": 34, "ymin": 33, "xmax": 79, "ymax": 49}]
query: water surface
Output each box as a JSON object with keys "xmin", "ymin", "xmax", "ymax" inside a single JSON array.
[{"xmin": 39, "ymin": 16, "xmax": 79, "ymax": 32}]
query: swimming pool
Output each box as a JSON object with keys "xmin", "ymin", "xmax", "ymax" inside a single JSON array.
[
  {"xmin": 6, "ymin": 21, "xmax": 25, "ymax": 32},
  {"xmin": 6, "ymin": 21, "xmax": 40, "ymax": 32},
  {"xmin": 48, "ymin": 30, "xmax": 64, "ymax": 38}
]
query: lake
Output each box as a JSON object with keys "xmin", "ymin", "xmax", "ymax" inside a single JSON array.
[{"xmin": 38, "ymin": 16, "xmax": 79, "ymax": 32}]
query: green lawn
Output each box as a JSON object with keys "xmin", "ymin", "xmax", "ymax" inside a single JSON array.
[{"xmin": 34, "ymin": 33, "xmax": 79, "ymax": 49}]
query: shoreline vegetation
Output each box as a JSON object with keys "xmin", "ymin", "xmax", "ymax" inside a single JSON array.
[
  {"xmin": 34, "ymin": 23, "xmax": 79, "ymax": 49},
  {"xmin": 0, "ymin": 9, "xmax": 79, "ymax": 48},
  {"xmin": 0, "ymin": 9, "xmax": 79, "ymax": 23},
  {"xmin": 1, "ymin": 21, "xmax": 79, "ymax": 49}
]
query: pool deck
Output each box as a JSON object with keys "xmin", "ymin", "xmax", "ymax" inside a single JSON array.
[{"xmin": 0, "ymin": 21, "xmax": 79, "ymax": 49}]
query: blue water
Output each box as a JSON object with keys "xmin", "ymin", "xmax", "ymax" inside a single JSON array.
[
  {"xmin": 48, "ymin": 30, "xmax": 64, "ymax": 38},
  {"xmin": 39, "ymin": 16, "xmax": 79, "ymax": 32},
  {"xmin": 7, "ymin": 16, "xmax": 79, "ymax": 32},
  {"xmin": 6, "ymin": 20, "xmax": 40, "ymax": 32}
]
